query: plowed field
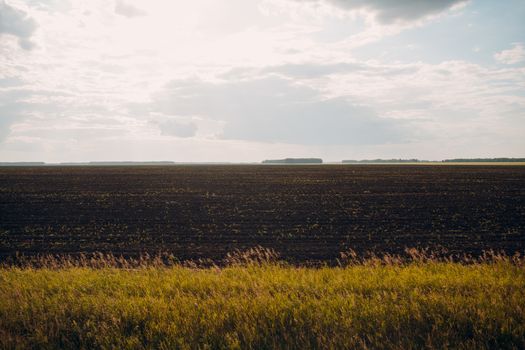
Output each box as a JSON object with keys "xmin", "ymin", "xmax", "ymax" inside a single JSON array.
[{"xmin": 1, "ymin": 165, "xmax": 524, "ymax": 263}]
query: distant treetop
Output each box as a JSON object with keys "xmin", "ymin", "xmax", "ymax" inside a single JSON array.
[
  {"xmin": 262, "ymin": 158, "xmax": 323, "ymax": 164},
  {"xmin": 342, "ymin": 158, "xmax": 525, "ymax": 163},
  {"xmin": 442, "ymin": 158, "xmax": 525, "ymax": 162},
  {"xmin": 342, "ymin": 159, "xmax": 422, "ymax": 164}
]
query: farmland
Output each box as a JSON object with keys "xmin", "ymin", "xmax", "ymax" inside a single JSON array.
[
  {"xmin": 1, "ymin": 165, "xmax": 524, "ymax": 262},
  {"xmin": 1, "ymin": 164, "xmax": 525, "ymax": 349}
]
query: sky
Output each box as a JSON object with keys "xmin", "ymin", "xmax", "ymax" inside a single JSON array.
[{"xmin": 0, "ymin": 0, "xmax": 524, "ymax": 162}]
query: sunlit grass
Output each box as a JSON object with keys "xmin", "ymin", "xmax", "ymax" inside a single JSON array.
[{"xmin": 1, "ymin": 260, "xmax": 524, "ymax": 349}]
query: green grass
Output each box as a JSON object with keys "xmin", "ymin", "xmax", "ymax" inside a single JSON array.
[{"xmin": 1, "ymin": 262, "xmax": 524, "ymax": 349}]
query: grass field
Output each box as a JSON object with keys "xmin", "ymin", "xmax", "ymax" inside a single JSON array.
[{"xmin": 1, "ymin": 257, "xmax": 524, "ymax": 349}]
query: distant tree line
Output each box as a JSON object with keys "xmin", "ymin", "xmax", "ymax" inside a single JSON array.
[
  {"xmin": 442, "ymin": 158, "xmax": 525, "ymax": 162},
  {"xmin": 262, "ymin": 158, "xmax": 323, "ymax": 164},
  {"xmin": 0, "ymin": 162, "xmax": 46, "ymax": 166},
  {"xmin": 342, "ymin": 159, "xmax": 423, "ymax": 163},
  {"xmin": 343, "ymin": 158, "xmax": 525, "ymax": 163}
]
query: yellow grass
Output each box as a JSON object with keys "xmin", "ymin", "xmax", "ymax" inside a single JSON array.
[{"xmin": 1, "ymin": 261, "xmax": 524, "ymax": 349}]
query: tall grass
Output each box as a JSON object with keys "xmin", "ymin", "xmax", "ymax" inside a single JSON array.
[{"xmin": 1, "ymin": 250, "xmax": 524, "ymax": 349}]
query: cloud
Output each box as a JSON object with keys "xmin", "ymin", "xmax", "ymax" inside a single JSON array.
[
  {"xmin": 150, "ymin": 76, "xmax": 409, "ymax": 145},
  {"xmin": 0, "ymin": 89, "xmax": 40, "ymax": 143},
  {"xmin": 0, "ymin": 0, "xmax": 37, "ymax": 49},
  {"xmin": 0, "ymin": 77, "xmax": 23, "ymax": 87},
  {"xmin": 158, "ymin": 119, "xmax": 197, "ymax": 138},
  {"xmin": 293, "ymin": 0, "xmax": 467, "ymax": 24},
  {"xmin": 0, "ymin": 86, "xmax": 124, "ymax": 144},
  {"xmin": 114, "ymin": 0, "xmax": 147, "ymax": 18},
  {"xmin": 494, "ymin": 43, "xmax": 525, "ymax": 65},
  {"xmin": 25, "ymin": 0, "xmax": 72, "ymax": 13},
  {"xmin": 0, "ymin": 101, "xmax": 28, "ymax": 143},
  {"xmin": 264, "ymin": 63, "xmax": 365, "ymax": 79},
  {"xmin": 0, "ymin": 115, "xmax": 16, "ymax": 142},
  {"xmin": 263, "ymin": 62, "xmax": 419, "ymax": 79}
]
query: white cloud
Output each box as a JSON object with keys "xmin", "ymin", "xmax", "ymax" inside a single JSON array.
[
  {"xmin": 494, "ymin": 43, "xmax": 525, "ymax": 65},
  {"xmin": 289, "ymin": 0, "xmax": 468, "ymax": 24},
  {"xmin": 148, "ymin": 76, "xmax": 410, "ymax": 145},
  {"xmin": 158, "ymin": 118, "xmax": 197, "ymax": 138},
  {"xmin": 0, "ymin": 0, "xmax": 38, "ymax": 49},
  {"xmin": 114, "ymin": 0, "xmax": 147, "ymax": 18}
]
